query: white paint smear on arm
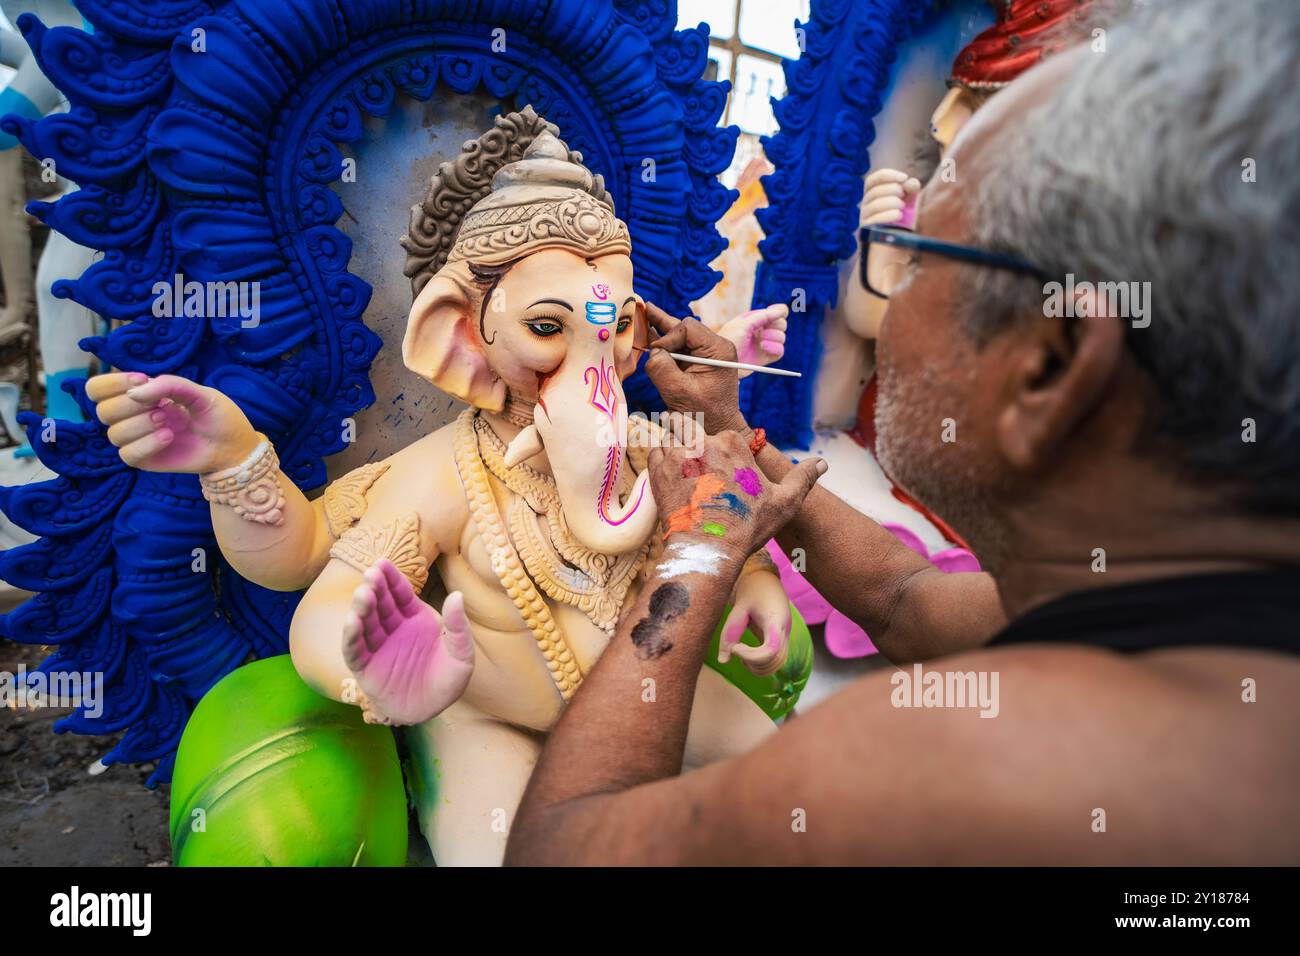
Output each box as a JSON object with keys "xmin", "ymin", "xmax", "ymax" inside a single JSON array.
[{"xmin": 655, "ymin": 540, "xmax": 729, "ymax": 579}]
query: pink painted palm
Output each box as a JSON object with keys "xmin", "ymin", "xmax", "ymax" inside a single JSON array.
[
  {"xmin": 718, "ymin": 304, "xmax": 788, "ymax": 377},
  {"xmin": 87, "ymin": 372, "xmax": 265, "ymax": 473},
  {"xmin": 342, "ymin": 559, "xmax": 475, "ymax": 725}
]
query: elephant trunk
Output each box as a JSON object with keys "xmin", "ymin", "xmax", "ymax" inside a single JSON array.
[{"xmin": 518, "ymin": 355, "xmax": 657, "ymax": 555}]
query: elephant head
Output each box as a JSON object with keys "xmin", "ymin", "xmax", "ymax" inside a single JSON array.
[{"xmin": 400, "ymin": 110, "xmax": 656, "ymax": 555}]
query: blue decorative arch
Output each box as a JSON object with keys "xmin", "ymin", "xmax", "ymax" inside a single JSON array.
[
  {"xmin": 742, "ymin": 0, "xmax": 938, "ymax": 448},
  {"xmin": 0, "ymin": 0, "xmax": 737, "ymax": 785}
]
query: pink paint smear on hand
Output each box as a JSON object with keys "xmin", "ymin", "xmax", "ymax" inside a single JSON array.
[
  {"xmin": 765, "ymin": 526, "xmax": 979, "ymax": 658},
  {"xmin": 734, "ymin": 467, "xmax": 762, "ymax": 496}
]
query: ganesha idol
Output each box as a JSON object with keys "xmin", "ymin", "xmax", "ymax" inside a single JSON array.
[{"xmin": 86, "ymin": 108, "xmax": 807, "ymax": 866}]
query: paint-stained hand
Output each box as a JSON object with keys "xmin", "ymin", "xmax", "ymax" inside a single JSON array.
[
  {"xmin": 648, "ymin": 429, "xmax": 827, "ymax": 565},
  {"xmin": 643, "ymin": 303, "xmax": 750, "ymax": 435},
  {"xmin": 85, "ymin": 372, "xmax": 261, "ymax": 474},
  {"xmin": 343, "ymin": 559, "xmax": 475, "ymax": 725}
]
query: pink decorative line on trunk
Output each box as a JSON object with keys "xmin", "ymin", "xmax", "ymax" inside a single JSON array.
[
  {"xmin": 585, "ymin": 357, "xmax": 618, "ymax": 418},
  {"xmin": 585, "ymin": 357, "xmax": 643, "ymax": 526},
  {"xmin": 598, "ymin": 445, "xmax": 646, "ymax": 526}
]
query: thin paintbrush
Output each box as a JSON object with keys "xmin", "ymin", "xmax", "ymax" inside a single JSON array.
[{"xmin": 631, "ymin": 344, "xmax": 802, "ymax": 378}]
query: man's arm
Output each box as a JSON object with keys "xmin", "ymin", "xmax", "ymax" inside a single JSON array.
[
  {"xmin": 506, "ymin": 430, "xmax": 825, "ymax": 865},
  {"xmin": 642, "ymin": 305, "xmax": 1005, "ymax": 662},
  {"xmin": 508, "ymin": 653, "xmax": 988, "ymax": 866},
  {"xmin": 754, "ymin": 442, "xmax": 1003, "ymax": 662},
  {"xmin": 505, "ymin": 542, "xmax": 743, "ymax": 865},
  {"xmin": 509, "ymin": 637, "xmax": 1229, "ymax": 865}
]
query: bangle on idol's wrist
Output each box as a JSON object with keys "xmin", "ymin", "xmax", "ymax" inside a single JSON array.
[{"xmin": 199, "ymin": 434, "xmax": 287, "ymax": 526}]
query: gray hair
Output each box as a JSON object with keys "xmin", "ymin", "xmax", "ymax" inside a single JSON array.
[{"xmin": 968, "ymin": 0, "xmax": 1300, "ymax": 514}]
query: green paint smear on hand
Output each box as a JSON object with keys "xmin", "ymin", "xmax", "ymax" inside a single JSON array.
[{"xmin": 701, "ymin": 522, "xmax": 726, "ymax": 537}]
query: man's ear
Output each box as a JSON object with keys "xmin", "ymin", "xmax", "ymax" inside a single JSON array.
[
  {"xmin": 994, "ymin": 288, "xmax": 1126, "ymax": 472},
  {"xmin": 402, "ymin": 269, "xmax": 506, "ymax": 411},
  {"xmin": 617, "ymin": 300, "xmax": 648, "ymax": 380}
]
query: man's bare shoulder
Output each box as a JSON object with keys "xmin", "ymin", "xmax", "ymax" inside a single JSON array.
[{"xmin": 713, "ymin": 643, "xmax": 1300, "ymax": 865}]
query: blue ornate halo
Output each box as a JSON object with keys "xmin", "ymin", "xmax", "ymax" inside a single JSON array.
[
  {"xmin": 0, "ymin": 0, "xmax": 737, "ymax": 784},
  {"xmin": 743, "ymin": 0, "xmax": 938, "ymax": 448}
]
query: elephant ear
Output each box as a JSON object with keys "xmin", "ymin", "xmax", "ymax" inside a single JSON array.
[
  {"xmin": 617, "ymin": 301, "xmax": 649, "ymax": 381},
  {"xmin": 402, "ymin": 269, "xmax": 506, "ymax": 411}
]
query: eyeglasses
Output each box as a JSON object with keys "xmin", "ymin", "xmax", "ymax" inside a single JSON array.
[{"xmin": 858, "ymin": 224, "xmax": 1048, "ymax": 299}]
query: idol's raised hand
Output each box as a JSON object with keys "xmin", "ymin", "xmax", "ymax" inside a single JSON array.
[
  {"xmin": 343, "ymin": 559, "xmax": 475, "ymax": 725},
  {"xmin": 85, "ymin": 372, "xmax": 260, "ymax": 474}
]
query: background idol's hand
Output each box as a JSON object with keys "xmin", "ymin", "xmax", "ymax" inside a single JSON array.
[
  {"xmin": 717, "ymin": 303, "xmax": 788, "ymax": 377},
  {"xmin": 723, "ymin": 565, "xmax": 792, "ymax": 676}
]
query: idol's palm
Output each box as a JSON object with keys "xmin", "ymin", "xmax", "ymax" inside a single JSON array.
[
  {"xmin": 343, "ymin": 559, "xmax": 476, "ymax": 725},
  {"xmin": 86, "ymin": 372, "xmax": 261, "ymax": 474}
]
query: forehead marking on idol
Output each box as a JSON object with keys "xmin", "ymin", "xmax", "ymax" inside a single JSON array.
[{"xmin": 585, "ymin": 301, "xmax": 617, "ymax": 326}]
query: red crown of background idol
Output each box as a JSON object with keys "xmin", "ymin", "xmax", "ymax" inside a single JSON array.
[{"xmin": 951, "ymin": 0, "xmax": 1102, "ymax": 90}]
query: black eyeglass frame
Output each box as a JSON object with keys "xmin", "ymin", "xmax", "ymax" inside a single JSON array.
[{"xmin": 858, "ymin": 224, "xmax": 1049, "ymax": 299}]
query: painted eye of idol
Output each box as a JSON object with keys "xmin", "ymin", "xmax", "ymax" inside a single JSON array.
[
  {"xmin": 616, "ymin": 297, "xmax": 637, "ymax": 334},
  {"xmin": 523, "ymin": 297, "xmax": 575, "ymax": 338},
  {"xmin": 524, "ymin": 315, "xmax": 566, "ymax": 337}
]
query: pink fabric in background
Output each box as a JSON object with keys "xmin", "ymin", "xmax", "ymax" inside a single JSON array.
[{"xmin": 765, "ymin": 526, "xmax": 980, "ymax": 658}]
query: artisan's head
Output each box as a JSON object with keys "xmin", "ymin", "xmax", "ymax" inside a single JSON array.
[{"xmin": 874, "ymin": 0, "xmax": 1300, "ymax": 573}]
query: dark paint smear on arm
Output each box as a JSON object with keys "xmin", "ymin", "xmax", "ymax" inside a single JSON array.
[{"xmin": 629, "ymin": 581, "xmax": 691, "ymax": 660}]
